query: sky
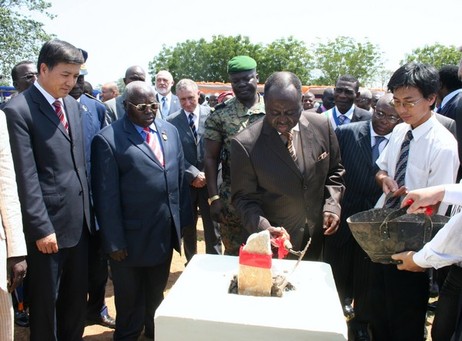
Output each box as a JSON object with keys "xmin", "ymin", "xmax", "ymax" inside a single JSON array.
[{"xmin": 33, "ymin": 0, "xmax": 462, "ymax": 87}]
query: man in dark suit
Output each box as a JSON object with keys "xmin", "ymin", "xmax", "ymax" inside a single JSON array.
[
  {"xmin": 155, "ymin": 70, "xmax": 181, "ymax": 119},
  {"xmin": 231, "ymin": 71, "xmax": 345, "ymax": 260},
  {"xmin": 91, "ymin": 81, "xmax": 192, "ymax": 340},
  {"xmin": 167, "ymin": 79, "xmax": 222, "ymax": 263},
  {"xmin": 3, "ymin": 39, "xmax": 92, "ymax": 341},
  {"xmin": 105, "ymin": 65, "xmax": 146, "ymax": 124},
  {"xmin": 324, "ymin": 74, "xmax": 372, "ymax": 129},
  {"xmin": 333, "ymin": 93, "xmax": 401, "ymax": 339},
  {"xmin": 438, "ymin": 65, "xmax": 462, "ymax": 179}
]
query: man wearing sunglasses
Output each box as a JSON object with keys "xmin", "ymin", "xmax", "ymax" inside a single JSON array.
[
  {"xmin": 91, "ymin": 81, "xmax": 192, "ymax": 340},
  {"xmin": 11, "ymin": 61, "xmax": 38, "ymax": 94},
  {"xmin": 373, "ymin": 62, "xmax": 459, "ymax": 341}
]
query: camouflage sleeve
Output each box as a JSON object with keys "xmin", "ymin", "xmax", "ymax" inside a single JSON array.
[{"xmin": 204, "ymin": 109, "xmax": 223, "ymax": 142}]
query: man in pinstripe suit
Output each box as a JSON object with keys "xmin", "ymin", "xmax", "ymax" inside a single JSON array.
[{"xmin": 331, "ymin": 93, "xmax": 401, "ymax": 340}]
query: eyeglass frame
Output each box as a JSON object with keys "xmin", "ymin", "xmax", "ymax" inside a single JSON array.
[
  {"xmin": 373, "ymin": 110, "xmax": 401, "ymax": 124},
  {"xmin": 390, "ymin": 97, "xmax": 424, "ymax": 109},
  {"xmin": 20, "ymin": 72, "xmax": 38, "ymax": 80},
  {"xmin": 128, "ymin": 101, "xmax": 160, "ymax": 112}
]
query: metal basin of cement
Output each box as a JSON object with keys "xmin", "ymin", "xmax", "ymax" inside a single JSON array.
[{"xmin": 347, "ymin": 208, "xmax": 449, "ymax": 264}]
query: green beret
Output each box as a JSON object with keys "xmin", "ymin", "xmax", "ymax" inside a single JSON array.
[{"xmin": 227, "ymin": 56, "xmax": 257, "ymax": 74}]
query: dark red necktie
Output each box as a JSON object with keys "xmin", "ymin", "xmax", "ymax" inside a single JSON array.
[
  {"xmin": 52, "ymin": 100, "xmax": 69, "ymax": 133},
  {"xmin": 143, "ymin": 127, "xmax": 164, "ymax": 166}
]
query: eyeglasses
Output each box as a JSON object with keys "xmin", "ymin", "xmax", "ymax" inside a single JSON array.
[
  {"xmin": 20, "ymin": 73, "xmax": 38, "ymax": 80},
  {"xmin": 374, "ymin": 110, "xmax": 400, "ymax": 124},
  {"xmin": 128, "ymin": 102, "xmax": 160, "ymax": 111},
  {"xmin": 391, "ymin": 97, "xmax": 424, "ymax": 109}
]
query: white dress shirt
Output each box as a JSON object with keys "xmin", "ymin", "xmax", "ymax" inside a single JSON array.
[
  {"xmin": 325, "ymin": 105, "xmax": 355, "ymax": 130},
  {"xmin": 375, "ymin": 116, "xmax": 459, "ymax": 213},
  {"xmin": 413, "ymin": 183, "xmax": 462, "ymax": 268}
]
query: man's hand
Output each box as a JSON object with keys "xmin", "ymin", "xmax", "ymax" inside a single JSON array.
[
  {"xmin": 36, "ymin": 233, "xmax": 58, "ymax": 254},
  {"xmin": 209, "ymin": 199, "xmax": 226, "ymax": 223},
  {"xmin": 381, "ymin": 176, "xmax": 399, "ymax": 194},
  {"xmin": 323, "ymin": 212, "xmax": 340, "ymax": 235},
  {"xmin": 7, "ymin": 256, "xmax": 27, "ymax": 293},
  {"xmin": 109, "ymin": 249, "xmax": 128, "ymax": 262},
  {"xmin": 391, "ymin": 251, "xmax": 425, "ymax": 272},
  {"xmin": 401, "ymin": 185, "xmax": 445, "ymax": 214},
  {"xmin": 268, "ymin": 226, "xmax": 291, "ymax": 248},
  {"xmin": 191, "ymin": 172, "xmax": 206, "ymax": 188}
]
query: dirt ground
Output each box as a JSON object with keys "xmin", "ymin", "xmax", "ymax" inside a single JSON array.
[
  {"xmin": 13, "ymin": 219, "xmax": 435, "ymax": 340},
  {"xmin": 14, "ymin": 221, "xmax": 205, "ymax": 341}
]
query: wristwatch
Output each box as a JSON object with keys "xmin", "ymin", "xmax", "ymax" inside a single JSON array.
[{"xmin": 208, "ymin": 195, "xmax": 220, "ymax": 205}]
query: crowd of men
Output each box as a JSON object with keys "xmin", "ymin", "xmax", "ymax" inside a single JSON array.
[{"xmin": 0, "ymin": 38, "xmax": 462, "ymax": 341}]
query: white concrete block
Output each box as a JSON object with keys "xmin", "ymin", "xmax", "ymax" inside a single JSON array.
[{"xmin": 155, "ymin": 254, "xmax": 347, "ymax": 340}]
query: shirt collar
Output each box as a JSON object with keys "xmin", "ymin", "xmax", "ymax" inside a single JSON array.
[
  {"xmin": 34, "ymin": 81, "xmax": 61, "ymax": 107},
  {"xmin": 441, "ymin": 89, "xmax": 462, "ymax": 108},
  {"xmin": 335, "ymin": 104, "xmax": 355, "ymax": 119}
]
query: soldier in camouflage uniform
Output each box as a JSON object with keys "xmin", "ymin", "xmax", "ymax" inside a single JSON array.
[{"xmin": 204, "ymin": 56, "xmax": 265, "ymax": 255}]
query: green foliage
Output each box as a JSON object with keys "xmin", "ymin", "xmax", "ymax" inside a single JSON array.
[
  {"xmin": 148, "ymin": 35, "xmax": 384, "ymax": 86},
  {"xmin": 0, "ymin": 0, "xmax": 54, "ymax": 83},
  {"xmin": 258, "ymin": 37, "xmax": 313, "ymax": 83},
  {"xmin": 311, "ymin": 36, "xmax": 384, "ymax": 86},
  {"xmin": 149, "ymin": 35, "xmax": 261, "ymax": 84},
  {"xmin": 401, "ymin": 43, "xmax": 461, "ymax": 69}
]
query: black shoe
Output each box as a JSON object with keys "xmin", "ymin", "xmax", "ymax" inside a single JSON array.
[
  {"xmin": 353, "ymin": 329, "xmax": 371, "ymax": 341},
  {"xmin": 86, "ymin": 314, "xmax": 116, "ymax": 329},
  {"xmin": 428, "ymin": 300, "xmax": 438, "ymax": 312},
  {"xmin": 14, "ymin": 310, "xmax": 29, "ymax": 327},
  {"xmin": 343, "ymin": 298, "xmax": 355, "ymax": 322}
]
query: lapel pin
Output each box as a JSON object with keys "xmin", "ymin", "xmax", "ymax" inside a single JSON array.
[{"xmin": 162, "ymin": 132, "xmax": 168, "ymax": 141}]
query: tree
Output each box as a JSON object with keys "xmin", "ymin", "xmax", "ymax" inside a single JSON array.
[
  {"xmin": 401, "ymin": 43, "xmax": 461, "ymax": 69},
  {"xmin": 148, "ymin": 35, "xmax": 261, "ymax": 84},
  {"xmin": 310, "ymin": 36, "xmax": 384, "ymax": 86},
  {"xmin": 258, "ymin": 37, "xmax": 313, "ymax": 83},
  {"xmin": 0, "ymin": 0, "xmax": 54, "ymax": 84}
]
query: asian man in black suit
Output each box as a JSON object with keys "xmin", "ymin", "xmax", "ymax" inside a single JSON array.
[{"xmin": 3, "ymin": 39, "xmax": 92, "ymax": 341}]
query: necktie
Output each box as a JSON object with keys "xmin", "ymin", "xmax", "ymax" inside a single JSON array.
[
  {"xmin": 52, "ymin": 100, "xmax": 69, "ymax": 133},
  {"xmin": 385, "ymin": 130, "xmax": 413, "ymax": 208},
  {"xmin": 161, "ymin": 97, "xmax": 168, "ymax": 118},
  {"xmin": 188, "ymin": 113, "xmax": 197, "ymax": 142},
  {"xmin": 372, "ymin": 136, "xmax": 386, "ymax": 164},
  {"xmin": 143, "ymin": 127, "xmax": 164, "ymax": 166},
  {"xmin": 283, "ymin": 131, "xmax": 297, "ymax": 163},
  {"xmin": 338, "ymin": 114, "xmax": 347, "ymax": 126}
]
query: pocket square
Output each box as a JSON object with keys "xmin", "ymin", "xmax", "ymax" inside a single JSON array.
[{"xmin": 318, "ymin": 152, "xmax": 329, "ymax": 161}]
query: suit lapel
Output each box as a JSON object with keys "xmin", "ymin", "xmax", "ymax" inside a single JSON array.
[
  {"xmin": 63, "ymin": 96, "xmax": 80, "ymax": 141},
  {"xmin": 176, "ymin": 109, "xmax": 197, "ymax": 145},
  {"xmin": 123, "ymin": 117, "xmax": 163, "ymax": 167},
  {"xmin": 262, "ymin": 120, "xmax": 301, "ymax": 177},
  {"xmin": 30, "ymin": 87, "xmax": 71, "ymax": 141},
  {"xmin": 357, "ymin": 122, "xmax": 373, "ymax": 168}
]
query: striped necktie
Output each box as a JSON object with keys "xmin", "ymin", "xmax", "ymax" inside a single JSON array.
[
  {"xmin": 385, "ymin": 130, "xmax": 413, "ymax": 208},
  {"xmin": 372, "ymin": 136, "xmax": 386, "ymax": 164},
  {"xmin": 161, "ymin": 97, "xmax": 168, "ymax": 118},
  {"xmin": 143, "ymin": 127, "xmax": 164, "ymax": 166},
  {"xmin": 188, "ymin": 113, "xmax": 197, "ymax": 142},
  {"xmin": 53, "ymin": 100, "xmax": 69, "ymax": 133},
  {"xmin": 283, "ymin": 131, "xmax": 297, "ymax": 163}
]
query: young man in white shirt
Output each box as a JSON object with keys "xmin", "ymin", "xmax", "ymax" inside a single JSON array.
[{"xmin": 372, "ymin": 62, "xmax": 459, "ymax": 341}]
